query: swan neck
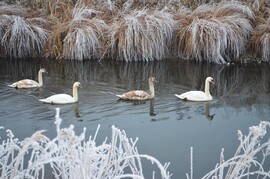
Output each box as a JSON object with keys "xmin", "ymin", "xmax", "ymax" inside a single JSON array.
[
  {"xmin": 204, "ymin": 79, "xmax": 211, "ymax": 97},
  {"xmin": 38, "ymin": 71, "xmax": 43, "ymax": 87},
  {"xmin": 149, "ymin": 80, "xmax": 155, "ymax": 99},
  {"xmin": 73, "ymin": 85, "xmax": 79, "ymax": 102}
]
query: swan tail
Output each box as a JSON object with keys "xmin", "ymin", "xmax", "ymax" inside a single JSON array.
[
  {"xmin": 7, "ymin": 83, "xmax": 17, "ymax": 88},
  {"xmin": 39, "ymin": 99, "xmax": 50, "ymax": 103},
  {"xmin": 175, "ymin": 94, "xmax": 184, "ymax": 99},
  {"xmin": 116, "ymin": 95, "xmax": 123, "ymax": 98}
]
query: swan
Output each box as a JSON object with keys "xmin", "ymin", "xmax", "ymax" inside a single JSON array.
[
  {"xmin": 116, "ymin": 77, "xmax": 157, "ymax": 100},
  {"xmin": 7, "ymin": 68, "xmax": 47, "ymax": 88},
  {"xmin": 39, "ymin": 82, "xmax": 81, "ymax": 104},
  {"xmin": 175, "ymin": 77, "xmax": 215, "ymax": 101}
]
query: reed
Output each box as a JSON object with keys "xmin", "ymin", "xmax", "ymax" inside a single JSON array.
[
  {"xmin": 0, "ymin": 108, "xmax": 171, "ymax": 178},
  {"xmin": 175, "ymin": 2, "xmax": 254, "ymax": 63},
  {"xmin": 1, "ymin": 110, "xmax": 269, "ymax": 178},
  {"xmin": 46, "ymin": 1, "xmax": 107, "ymax": 60},
  {"xmin": 201, "ymin": 121, "xmax": 270, "ymax": 179},
  {"xmin": 1, "ymin": 16, "xmax": 48, "ymax": 58},
  {"xmin": 108, "ymin": 9, "xmax": 175, "ymax": 61},
  {"xmin": 0, "ymin": 0, "xmax": 270, "ymax": 62},
  {"xmin": 250, "ymin": 21, "xmax": 270, "ymax": 61},
  {"xmin": 63, "ymin": 2, "xmax": 107, "ymax": 60},
  {"xmin": 0, "ymin": 3, "xmax": 49, "ymax": 58},
  {"xmin": 0, "ymin": 3, "xmax": 27, "ymax": 16}
]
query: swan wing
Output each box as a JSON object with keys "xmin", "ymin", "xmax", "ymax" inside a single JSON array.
[
  {"xmin": 175, "ymin": 91, "xmax": 210, "ymax": 101},
  {"xmin": 117, "ymin": 90, "xmax": 149, "ymax": 100},
  {"xmin": 39, "ymin": 94, "xmax": 74, "ymax": 104}
]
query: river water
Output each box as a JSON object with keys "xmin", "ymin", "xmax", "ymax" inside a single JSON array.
[{"xmin": 0, "ymin": 58, "xmax": 269, "ymax": 178}]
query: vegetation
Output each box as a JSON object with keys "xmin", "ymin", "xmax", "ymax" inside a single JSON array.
[
  {"xmin": 0, "ymin": 109, "xmax": 269, "ymax": 178},
  {"xmin": 0, "ymin": 0, "xmax": 269, "ymax": 63},
  {"xmin": 0, "ymin": 108, "xmax": 171, "ymax": 179},
  {"xmin": 201, "ymin": 121, "xmax": 270, "ymax": 179}
]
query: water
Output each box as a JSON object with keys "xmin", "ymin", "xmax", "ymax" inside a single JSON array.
[{"xmin": 0, "ymin": 58, "xmax": 270, "ymax": 178}]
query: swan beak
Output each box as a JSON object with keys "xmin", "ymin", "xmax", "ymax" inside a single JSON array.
[{"xmin": 211, "ymin": 80, "xmax": 215, "ymax": 85}]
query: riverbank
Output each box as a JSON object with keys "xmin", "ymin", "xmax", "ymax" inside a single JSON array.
[{"xmin": 0, "ymin": 0, "xmax": 269, "ymax": 63}]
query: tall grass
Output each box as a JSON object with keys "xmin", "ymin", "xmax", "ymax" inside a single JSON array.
[
  {"xmin": 201, "ymin": 121, "xmax": 270, "ymax": 179},
  {"xmin": 47, "ymin": 1, "xmax": 107, "ymax": 60},
  {"xmin": 1, "ymin": 111, "xmax": 269, "ymax": 178},
  {"xmin": 2, "ymin": 16, "xmax": 48, "ymax": 58},
  {"xmin": 175, "ymin": 2, "xmax": 254, "ymax": 63},
  {"xmin": 0, "ymin": 4, "xmax": 48, "ymax": 58},
  {"xmin": 0, "ymin": 108, "xmax": 171, "ymax": 178},
  {"xmin": 250, "ymin": 21, "xmax": 270, "ymax": 61},
  {"xmin": 108, "ymin": 9, "xmax": 175, "ymax": 61},
  {"xmin": 0, "ymin": 0, "xmax": 270, "ymax": 62}
]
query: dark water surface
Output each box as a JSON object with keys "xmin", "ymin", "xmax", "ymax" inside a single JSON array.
[{"xmin": 0, "ymin": 58, "xmax": 270, "ymax": 178}]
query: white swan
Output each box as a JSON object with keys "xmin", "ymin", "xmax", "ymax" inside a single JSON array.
[
  {"xmin": 7, "ymin": 68, "xmax": 47, "ymax": 88},
  {"xmin": 175, "ymin": 77, "xmax": 215, "ymax": 101},
  {"xmin": 39, "ymin": 82, "xmax": 81, "ymax": 104},
  {"xmin": 116, "ymin": 77, "xmax": 157, "ymax": 100}
]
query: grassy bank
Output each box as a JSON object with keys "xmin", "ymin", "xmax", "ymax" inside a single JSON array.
[{"xmin": 0, "ymin": 0, "xmax": 269, "ymax": 63}]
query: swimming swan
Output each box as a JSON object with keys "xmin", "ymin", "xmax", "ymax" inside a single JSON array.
[
  {"xmin": 7, "ymin": 68, "xmax": 47, "ymax": 88},
  {"xmin": 116, "ymin": 77, "xmax": 157, "ymax": 100},
  {"xmin": 175, "ymin": 77, "xmax": 215, "ymax": 101},
  {"xmin": 39, "ymin": 82, "xmax": 81, "ymax": 104}
]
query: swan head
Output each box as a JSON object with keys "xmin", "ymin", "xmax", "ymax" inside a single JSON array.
[
  {"xmin": 206, "ymin": 77, "xmax": 215, "ymax": 85},
  {"xmin": 149, "ymin": 77, "xmax": 157, "ymax": 83},
  {"xmin": 39, "ymin": 68, "xmax": 47, "ymax": 73},
  {"xmin": 74, "ymin": 82, "xmax": 81, "ymax": 88}
]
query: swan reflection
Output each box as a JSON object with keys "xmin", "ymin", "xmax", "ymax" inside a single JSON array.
[
  {"xmin": 149, "ymin": 99, "xmax": 156, "ymax": 116},
  {"xmin": 204, "ymin": 102, "xmax": 215, "ymax": 120},
  {"xmin": 74, "ymin": 102, "xmax": 81, "ymax": 119},
  {"xmin": 176, "ymin": 100, "xmax": 215, "ymax": 121}
]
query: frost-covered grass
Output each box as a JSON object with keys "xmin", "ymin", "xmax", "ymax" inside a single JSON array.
[
  {"xmin": 201, "ymin": 121, "xmax": 270, "ymax": 179},
  {"xmin": 1, "ymin": 111, "xmax": 270, "ymax": 178},
  {"xmin": 174, "ymin": 1, "xmax": 254, "ymax": 63},
  {"xmin": 250, "ymin": 21, "xmax": 270, "ymax": 61},
  {"xmin": 108, "ymin": 9, "xmax": 175, "ymax": 61},
  {"xmin": 2, "ymin": 16, "xmax": 48, "ymax": 58},
  {"xmin": 0, "ymin": 108, "xmax": 171, "ymax": 179},
  {"xmin": 0, "ymin": 0, "xmax": 270, "ymax": 62},
  {"xmin": 47, "ymin": 1, "xmax": 107, "ymax": 60},
  {"xmin": 0, "ymin": 4, "xmax": 48, "ymax": 58}
]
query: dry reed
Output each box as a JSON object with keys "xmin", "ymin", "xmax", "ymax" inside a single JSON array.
[
  {"xmin": 175, "ymin": 2, "xmax": 254, "ymax": 63},
  {"xmin": 1, "ymin": 16, "xmax": 48, "ymax": 58},
  {"xmin": 46, "ymin": 1, "xmax": 107, "ymax": 60},
  {"xmin": 0, "ymin": 0, "xmax": 270, "ymax": 62},
  {"xmin": 108, "ymin": 9, "xmax": 175, "ymax": 61},
  {"xmin": 250, "ymin": 21, "xmax": 270, "ymax": 61},
  {"xmin": 0, "ymin": 3, "xmax": 49, "ymax": 58}
]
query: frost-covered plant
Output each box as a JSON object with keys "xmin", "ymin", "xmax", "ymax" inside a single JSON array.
[
  {"xmin": 47, "ymin": 1, "xmax": 107, "ymax": 60},
  {"xmin": 1, "ymin": 15, "xmax": 48, "ymax": 58},
  {"xmin": 175, "ymin": 1, "xmax": 253, "ymax": 64},
  {"xmin": 0, "ymin": 108, "xmax": 171, "ymax": 179},
  {"xmin": 250, "ymin": 21, "xmax": 270, "ymax": 61},
  {"xmin": 0, "ymin": 3, "xmax": 27, "ymax": 16},
  {"xmin": 0, "ymin": 3, "xmax": 48, "ymax": 58},
  {"xmin": 187, "ymin": 121, "xmax": 270, "ymax": 179},
  {"xmin": 108, "ymin": 9, "xmax": 175, "ymax": 61}
]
